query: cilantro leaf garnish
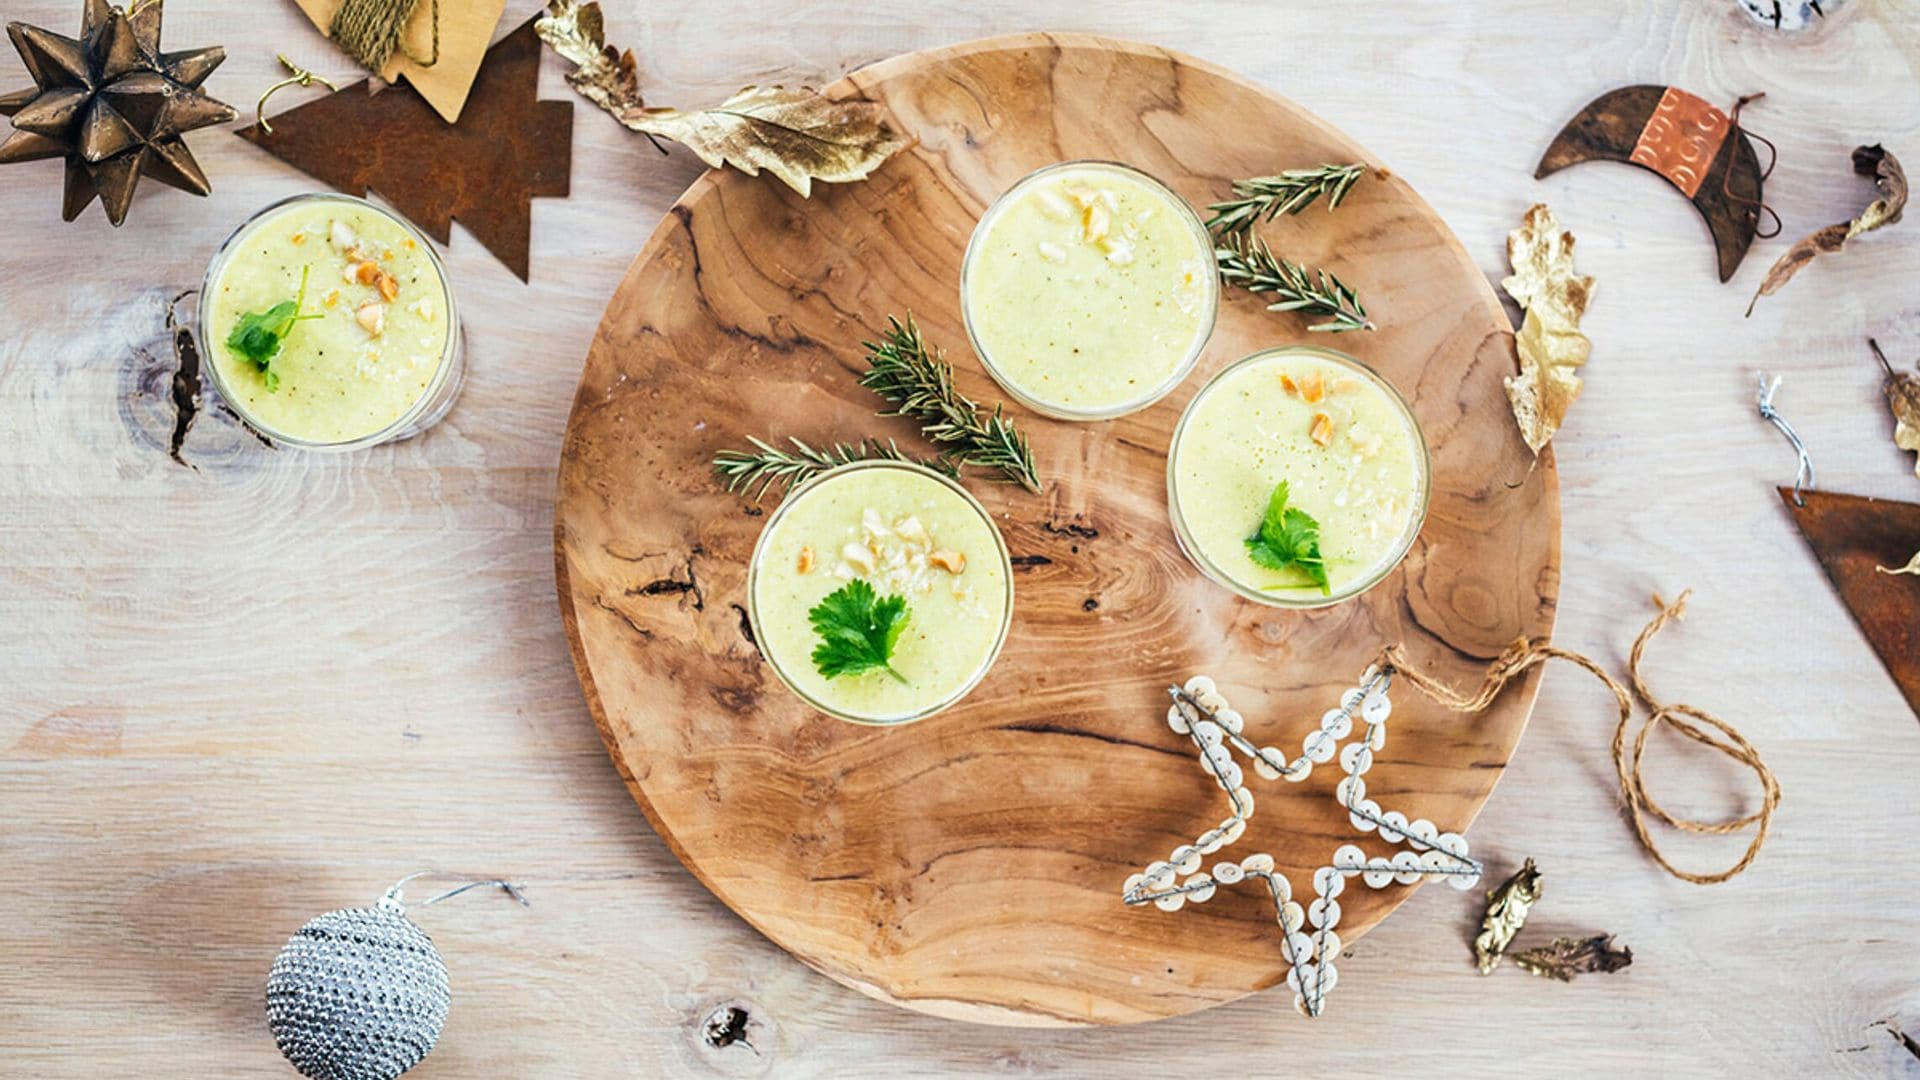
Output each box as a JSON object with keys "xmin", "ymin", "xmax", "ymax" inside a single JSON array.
[
  {"xmin": 225, "ymin": 265, "xmax": 322, "ymax": 392},
  {"xmin": 808, "ymin": 579, "xmax": 911, "ymax": 682},
  {"xmin": 1244, "ymin": 480, "xmax": 1331, "ymax": 594}
]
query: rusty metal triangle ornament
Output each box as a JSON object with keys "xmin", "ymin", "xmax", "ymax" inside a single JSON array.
[
  {"xmin": 1781, "ymin": 487, "xmax": 1920, "ymax": 721},
  {"xmin": 235, "ymin": 16, "xmax": 571, "ymax": 281}
]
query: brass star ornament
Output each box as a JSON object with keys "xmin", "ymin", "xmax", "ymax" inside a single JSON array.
[{"xmin": 0, "ymin": 0, "xmax": 236, "ymax": 225}]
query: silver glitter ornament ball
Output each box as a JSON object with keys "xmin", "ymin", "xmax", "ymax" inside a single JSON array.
[{"xmin": 266, "ymin": 896, "xmax": 450, "ymax": 1080}]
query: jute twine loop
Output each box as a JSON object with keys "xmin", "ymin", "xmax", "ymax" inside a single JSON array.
[
  {"xmin": 1377, "ymin": 590, "xmax": 1780, "ymax": 885},
  {"xmin": 329, "ymin": 0, "xmax": 440, "ymax": 74}
]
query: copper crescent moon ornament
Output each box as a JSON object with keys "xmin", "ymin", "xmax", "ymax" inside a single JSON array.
[{"xmin": 1535, "ymin": 85, "xmax": 1766, "ymax": 282}]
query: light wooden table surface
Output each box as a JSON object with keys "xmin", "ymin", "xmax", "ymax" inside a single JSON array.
[{"xmin": 4, "ymin": 1, "xmax": 1919, "ymax": 1076}]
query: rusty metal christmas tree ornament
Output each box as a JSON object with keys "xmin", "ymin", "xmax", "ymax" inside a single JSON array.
[
  {"xmin": 1535, "ymin": 85, "xmax": 1772, "ymax": 282},
  {"xmin": 1781, "ymin": 487, "xmax": 1920, "ymax": 722},
  {"xmin": 235, "ymin": 15, "xmax": 571, "ymax": 282},
  {"xmin": 0, "ymin": 0, "xmax": 236, "ymax": 225}
]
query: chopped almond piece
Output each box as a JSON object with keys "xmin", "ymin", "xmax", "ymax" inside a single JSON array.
[
  {"xmin": 290, "ymin": 232, "xmax": 307, "ymax": 246},
  {"xmin": 1309, "ymin": 412, "xmax": 1335, "ymax": 446},
  {"xmin": 1299, "ymin": 371, "xmax": 1326, "ymax": 403},
  {"xmin": 796, "ymin": 546, "xmax": 815, "ymax": 574},
  {"xmin": 929, "ymin": 550, "xmax": 967, "ymax": 574},
  {"xmin": 375, "ymin": 270, "xmax": 399, "ymax": 302},
  {"xmin": 355, "ymin": 301, "xmax": 386, "ymax": 337},
  {"xmin": 1279, "ymin": 373, "xmax": 1300, "ymax": 396},
  {"xmin": 354, "ymin": 261, "xmax": 381, "ymax": 286},
  {"xmin": 1331, "ymin": 376, "xmax": 1361, "ymax": 395}
]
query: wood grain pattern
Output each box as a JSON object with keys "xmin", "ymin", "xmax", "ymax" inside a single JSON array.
[
  {"xmin": 6, "ymin": 1, "xmax": 1920, "ymax": 1075},
  {"xmin": 554, "ymin": 33, "xmax": 1559, "ymax": 1025}
]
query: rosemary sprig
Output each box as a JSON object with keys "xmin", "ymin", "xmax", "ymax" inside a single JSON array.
[
  {"xmin": 859, "ymin": 314, "xmax": 1042, "ymax": 493},
  {"xmin": 1214, "ymin": 236, "xmax": 1374, "ymax": 333},
  {"xmin": 1204, "ymin": 163, "xmax": 1366, "ymax": 240},
  {"xmin": 712, "ymin": 436, "xmax": 956, "ymax": 502}
]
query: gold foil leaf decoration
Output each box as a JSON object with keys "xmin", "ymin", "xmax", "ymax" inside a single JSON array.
[
  {"xmin": 1870, "ymin": 339, "xmax": 1920, "ymax": 480},
  {"xmin": 1509, "ymin": 934, "xmax": 1633, "ymax": 982},
  {"xmin": 533, "ymin": 1, "xmax": 651, "ymax": 139},
  {"xmin": 625, "ymin": 86, "xmax": 909, "ymax": 198},
  {"xmin": 1473, "ymin": 857, "xmax": 1543, "ymax": 973},
  {"xmin": 1748, "ymin": 145, "xmax": 1907, "ymax": 315},
  {"xmin": 536, "ymin": 1, "xmax": 908, "ymax": 196},
  {"xmin": 1502, "ymin": 203, "xmax": 1595, "ymax": 325},
  {"xmin": 1501, "ymin": 205, "xmax": 1594, "ymax": 456}
]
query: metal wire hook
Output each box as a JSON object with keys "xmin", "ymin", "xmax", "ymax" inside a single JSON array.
[
  {"xmin": 1756, "ymin": 374, "xmax": 1814, "ymax": 505},
  {"xmin": 383, "ymin": 871, "xmax": 530, "ymax": 912},
  {"xmin": 257, "ymin": 55, "xmax": 339, "ymax": 135}
]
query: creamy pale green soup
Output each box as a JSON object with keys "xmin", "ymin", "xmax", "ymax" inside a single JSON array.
[
  {"xmin": 751, "ymin": 465, "xmax": 1010, "ymax": 723},
  {"xmin": 208, "ymin": 200, "xmax": 451, "ymax": 444},
  {"xmin": 964, "ymin": 163, "xmax": 1212, "ymax": 415},
  {"xmin": 1172, "ymin": 351, "xmax": 1425, "ymax": 597}
]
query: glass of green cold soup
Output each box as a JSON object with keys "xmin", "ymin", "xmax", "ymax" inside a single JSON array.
[
  {"xmin": 747, "ymin": 460, "xmax": 1014, "ymax": 725},
  {"xmin": 961, "ymin": 160, "xmax": 1217, "ymax": 421},
  {"xmin": 199, "ymin": 193, "xmax": 463, "ymax": 450},
  {"xmin": 1167, "ymin": 345, "xmax": 1430, "ymax": 608}
]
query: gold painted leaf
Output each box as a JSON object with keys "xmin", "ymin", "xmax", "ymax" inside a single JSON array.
[
  {"xmin": 626, "ymin": 86, "xmax": 909, "ymax": 198},
  {"xmin": 1747, "ymin": 145, "xmax": 1906, "ymax": 314},
  {"xmin": 1474, "ymin": 858, "xmax": 1543, "ymax": 974},
  {"xmin": 1501, "ymin": 205, "xmax": 1593, "ymax": 455},
  {"xmin": 536, "ymin": 0, "xmax": 908, "ymax": 196},
  {"xmin": 1501, "ymin": 203, "xmax": 1594, "ymax": 327},
  {"xmin": 535, "ymin": 0, "xmax": 649, "ymax": 125}
]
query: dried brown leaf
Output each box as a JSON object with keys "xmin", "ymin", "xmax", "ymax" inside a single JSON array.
[
  {"xmin": 1473, "ymin": 858, "xmax": 1543, "ymax": 974},
  {"xmin": 1871, "ymin": 339, "xmax": 1920, "ymax": 480},
  {"xmin": 1501, "ymin": 206, "xmax": 1593, "ymax": 455},
  {"xmin": 537, "ymin": 1, "xmax": 907, "ymax": 196},
  {"xmin": 1509, "ymin": 934, "xmax": 1634, "ymax": 982},
  {"xmin": 1747, "ymin": 145, "xmax": 1907, "ymax": 314}
]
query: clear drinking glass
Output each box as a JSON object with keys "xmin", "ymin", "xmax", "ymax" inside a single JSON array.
[
  {"xmin": 746, "ymin": 460, "xmax": 1015, "ymax": 725},
  {"xmin": 960, "ymin": 160, "xmax": 1218, "ymax": 421},
  {"xmin": 197, "ymin": 192, "xmax": 465, "ymax": 450},
  {"xmin": 1166, "ymin": 345, "xmax": 1431, "ymax": 609}
]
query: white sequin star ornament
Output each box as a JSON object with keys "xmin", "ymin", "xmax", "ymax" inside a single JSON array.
[{"xmin": 1122, "ymin": 668, "xmax": 1484, "ymax": 1017}]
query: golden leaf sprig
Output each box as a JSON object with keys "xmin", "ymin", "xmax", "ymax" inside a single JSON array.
[
  {"xmin": 1214, "ymin": 236, "xmax": 1373, "ymax": 332},
  {"xmin": 1869, "ymin": 338, "xmax": 1920, "ymax": 480},
  {"xmin": 713, "ymin": 436, "xmax": 957, "ymax": 502},
  {"xmin": 1473, "ymin": 858, "xmax": 1542, "ymax": 974},
  {"xmin": 536, "ymin": 0, "xmax": 908, "ymax": 196},
  {"xmin": 1501, "ymin": 204, "xmax": 1595, "ymax": 456},
  {"xmin": 860, "ymin": 315, "xmax": 1042, "ymax": 493},
  {"xmin": 1748, "ymin": 145, "xmax": 1907, "ymax": 315},
  {"xmin": 1509, "ymin": 934, "xmax": 1634, "ymax": 982},
  {"xmin": 1204, "ymin": 163, "xmax": 1366, "ymax": 240}
]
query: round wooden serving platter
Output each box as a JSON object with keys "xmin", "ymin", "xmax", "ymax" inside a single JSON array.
[{"xmin": 555, "ymin": 33, "xmax": 1560, "ymax": 1026}]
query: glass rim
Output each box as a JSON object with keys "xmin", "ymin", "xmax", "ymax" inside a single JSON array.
[
  {"xmin": 959, "ymin": 159, "xmax": 1220, "ymax": 422},
  {"xmin": 1166, "ymin": 344, "xmax": 1432, "ymax": 609},
  {"xmin": 745, "ymin": 459, "xmax": 1016, "ymax": 726},
  {"xmin": 196, "ymin": 191, "xmax": 462, "ymax": 451}
]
